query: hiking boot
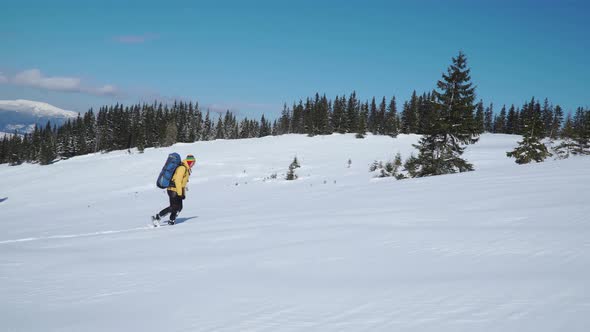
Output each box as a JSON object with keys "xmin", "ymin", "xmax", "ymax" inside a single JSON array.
[
  {"xmin": 151, "ymin": 215, "xmax": 161, "ymax": 227},
  {"xmin": 168, "ymin": 219, "xmax": 175, "ymax": 225}
]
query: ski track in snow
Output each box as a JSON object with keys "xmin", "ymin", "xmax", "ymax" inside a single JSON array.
[
  {"xmin": 0, "ymin": 226, "xmax": 153, "ymax": 245},
  {"xmin": 1, "ymin": 133, "xmax": 590, "ymax": 332}
]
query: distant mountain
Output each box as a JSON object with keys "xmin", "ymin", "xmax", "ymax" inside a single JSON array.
[{"xmin": 0, "ymin": 99, "xmax": 78, "ymax": 134}]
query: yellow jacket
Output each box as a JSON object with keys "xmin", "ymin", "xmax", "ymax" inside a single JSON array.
[{"xmin": 167, "ymin": 160, "xmax": 191, "ymax": 196}]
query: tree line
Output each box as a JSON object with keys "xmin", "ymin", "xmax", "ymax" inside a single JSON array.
[{"xmin": 1, "ymin": 54, "xmax": 589, "ymax": 166}]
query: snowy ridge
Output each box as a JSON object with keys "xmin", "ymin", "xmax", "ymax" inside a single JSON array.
[
  {"xmin": 1, "ymin": 133, "xmax": 589, "ymax": 332},
  {"xmin": 0, "ymin": 99, "xmax": 78, "ymax": 118}
]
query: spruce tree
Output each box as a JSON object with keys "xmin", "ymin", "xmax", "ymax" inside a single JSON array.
[
  {"xmin": 202, "ymin": 111, "xmax": 212, "ymax": 140},
  {"xmin": 541, "ymin": 98, "xmax": 554, "ymax": 138},
  {"xmin": 286, "ymin": 156, "xmax": 300, "ymax": 180},
  {"xmin": 506, "ymin": 99, "xmax": 550, "ymax": 164},
  {"xmin": 377, "ymin": 97, "xmax": 387, "ymax": 134},
  {"xmin": 572, "ymin": 107, "xmax": 590, "ymax": 155},
  {"xmin": 259, "ymin": 114, "xmax": 271, "ymax": 137},
  {"xmin": 7, "ymin": 132, "xmax": 23, "ymax": 165},
  {"xmin": 417, "ymin": 93, "xmax": 434, "ymax": 134},
  {"xmin": 495, "ymin": 105, "xmax": 507, "ymax": 133},
  {"xmin": 550, "ymin": 105, "xmax": 564, "ymax": 139},
  {"xmin": 506, "ymin": 105, "xmax": 518, "ymax": 134},
  {"xmin": 356, "ymin": 102, "xmax": 368, "ymax": 139},
  {"xmin": 401, "ymin": 91, "xmax": 419, "ymax": 134},
  {"xmin": 384, "ymin": 96, "xmax": 398, "ymax": 137},
  {"xmin": 164, "ymin": 121, "xmax": 178, "ymax": 146},
  {"xmin": 333, "ymin": 96, "xmax": 348, "ymax": 134},
  {"xmin": 39, "ymin": 121, "xmax": 57, "ymax": 165},
  {"xmin": 279, "ymin": 104, "xmax": 291, "ymax": 135},
  {"xmin": 475, "ymin": 100, "xmax": 485, "ymax": 133},
  {"xmin": 484, "ymin": 103, "xmax": 494, "ymax": 132},
  {"xmin": 553, "ymin": 114, "xmax": 576, "ymax": 159},
  {"xmin": 368, "ymin": 97, "xmax": 377, "ymax": 134},
  {"xmin": 318, "ymin": 94, "xmax": 331, "ymax": 135},
  {"xmin": 0, "ymin": 136, "xmax": 7, "ymax": 164},
  {"xmin": 346, "ymin": 92, "xmax": 359, "ymax": 133},
  {"xmin": 404, "ymin": 52, "xmax": 479, "ymax": 177}
]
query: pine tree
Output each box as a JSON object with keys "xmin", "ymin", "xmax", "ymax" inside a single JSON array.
[
  {"xmin": 259, "ymin": 114, "xmax": 271, "ymax": 137},
  {"xmin": 572, "ymin": 107, "xmax": 590, "ymax": 155},
  {"xmin": 0, "ymin": 136, "xmax": 7, "ymax": 164},
  {"xmin": 164, "ymin": 121, "xmax": 178, "ymax": 146},
  {"xmin": 506, "ymin": 99, "xmax": 550, "ymax": 164},
  {"xmin": 475, "ymin": 100, "xmax": 485, "ymax": 133},
  {"xmin": 215, "ymin": 115, "xmax": 224, "ymax": 139},
  {"xmin": 303, "ymin": 98, "xmax": 314, "ymax": 136},
  {"xmin": 416, "ymin": 93, "xmax": 431, "ymax": 134},
  {"xmin": 384, "ymin": 96, "xmax": 399, "ymax": 137},
  {"xmin": 404, "ymin": 52, "xmax": 479, "ymax": 177},
  {"xmin": 368, "ymin": 97, "xmax": 377, "ymax": 134},
  {"xmin": 550, "ymin": 105, "xmax": 564, "ymax": 139},
  {"xmin": 39, "ymin": 121, "xmax": 57, "ymax": 165},
  {"xmin": 292, "ymin": 101, "xmax": 304, "ymax": 134},
  {"xmin": 7, "ymin": 132, "xmax": 23, "ymax": 165},
  {"xmin": 553, "ymin": 114, "xmax": 576, "ymax": 159},
  {"xmin": 494, "ymin": 105, "xmax": 507, "ymax": 133},
  {"xmin": 506, "ymin": 105, "xmax": 518, "ymax": 134},
  {"xmin": 286, "ymin": 156, "xmax": 300, "ymax": 180},
  {"xmin": 331, "ymin": 96, "xmax": 345, "ymax": 134},
  {"xmin": 279, "ymin": 103, "xmax": 291, "ymax": 135},
  {"xmin": 484, "ymin": 103, "xmax": 494, "ymax": 132},
  {"xmin": 401, "ymin": 91, "xmax": 419, "ymax": 134},
  {"xmin": 202, "ymin": 111, "xmax": 213, "ymax": 140},
  {"xmin": 356, "ymin": 102, "xmax": 368, "ymax": 139},
  {"xmin": 377, "ymin": 97, "xmax": 387, "ymax": 135},
  {"xmin": 318, "ymin": 94, "xmax": 331, "ymax": 135},
  {"xmin": 346, "ymin": 92, "xmax": 359, "ymax": 133},
  {"xmin": 541, "ymin": 98, "xmax": 554, "ymax": 138}
]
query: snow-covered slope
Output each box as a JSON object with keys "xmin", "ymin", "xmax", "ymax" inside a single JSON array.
[
  {"xmin": 1, "ymin": 134, "xmax": 589, "ymax": 332},
  {"xmin": 0, "ymin": 99, "xmax": 77, "ymax": 134}
]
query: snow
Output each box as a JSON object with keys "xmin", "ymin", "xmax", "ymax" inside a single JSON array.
[
  {"xmin": 1, "ymin": 133, "xmax": 589, "ymax": 331},
  {"xmin": 0, "ymin": 99, "xmax": 78, "ymax": 118},
  {"xmin": 3, "ymin": 124, "xmax": 35, "ymax": 133}
]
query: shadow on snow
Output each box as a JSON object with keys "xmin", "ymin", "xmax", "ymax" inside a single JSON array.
[{"xmin": 175, "ymin": 216, "xmax": 198, "ymax": 225}]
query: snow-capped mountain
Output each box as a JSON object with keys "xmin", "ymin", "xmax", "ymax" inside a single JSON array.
[{"xmin": 0, "ymin": 99, "xmax": 78, "ymax": 134}]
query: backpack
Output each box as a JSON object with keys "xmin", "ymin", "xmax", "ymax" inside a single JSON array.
[{"xmin": 156, "ymin": 153, "xmax": 181, "ymax": 189}]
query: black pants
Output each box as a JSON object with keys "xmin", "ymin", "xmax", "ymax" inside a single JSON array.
[{"xmin": 158, "ymin": 190, "xmax": 183, "ymax": 221}]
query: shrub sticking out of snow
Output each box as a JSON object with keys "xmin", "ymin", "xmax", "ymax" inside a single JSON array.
[
  {"xmin": 286, "ymin": 156, "xmax": 300, "ymax": 180},
  {"xmin": 370, "ymin": 153, "xmax": 407, "ymax": 180}
]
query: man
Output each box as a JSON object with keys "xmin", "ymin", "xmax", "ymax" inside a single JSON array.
[{"xmin": 152, "ymin": 154, "xmax": 196, "ymax": 225}]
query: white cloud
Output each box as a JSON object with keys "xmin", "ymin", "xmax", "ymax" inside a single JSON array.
[
  {"xmin": 14, "ymin": 69, "xmax": 81, "ymax": 91},
  {"xmin": 5, "ymin": 69, "xmax": 119, "ymax": 97},
  {"xmin": 92, "ymin": 84, "xmax": 117, "ymax": 96}
]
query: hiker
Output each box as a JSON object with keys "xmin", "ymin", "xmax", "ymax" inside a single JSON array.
[{"xmin": 152, "ymin": 154, "xmax": 196, "ymax": 225}]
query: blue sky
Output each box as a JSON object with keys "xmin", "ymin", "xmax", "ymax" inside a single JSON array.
[{"xmin": 0, "ymin": 0, "xmax": 588, "ymax": 117}]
